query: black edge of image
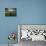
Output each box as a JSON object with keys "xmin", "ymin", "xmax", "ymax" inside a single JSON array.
[{"xmin": 5, "ymin": 8, "xmax": 17, "ymax": 17}]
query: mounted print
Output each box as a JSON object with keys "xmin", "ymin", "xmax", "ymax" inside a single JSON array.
[{"xmin": 5, "ymin": 8, "xmax": 17, "ymax": 16}]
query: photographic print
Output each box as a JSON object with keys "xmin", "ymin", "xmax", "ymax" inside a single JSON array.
[{"xmin": 5, "ymin": 8, "xmax": 17, "ymax": 16}]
